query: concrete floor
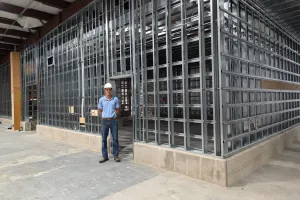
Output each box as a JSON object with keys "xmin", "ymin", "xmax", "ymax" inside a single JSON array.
[
  {"xmin": 0, "ymin": 126, "xmax": 159, "ymax": 200},
  {"xmin": 1, "ymin": 126, "xmax": 300, "ymax": 200}
]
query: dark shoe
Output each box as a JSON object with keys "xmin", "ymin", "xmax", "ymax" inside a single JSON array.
[
  {"xmin": 99, "ymin": 157, "xmax": 109, "ymax": 163},
  {"xmin": 114, "ymin": 156, "xmax": 121, "ymax": 162}
]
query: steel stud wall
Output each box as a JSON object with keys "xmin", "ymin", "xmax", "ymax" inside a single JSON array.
[
  {"xmin": 219, "ymin": 0, "xmax": 300, "ymax": 157},
  {"xmin": 134, "ymin": 0, "xmax": 300, "ymax": 157},
  {"xmin": 39, "ymin": 0, "xmax": 132, "ymax": 133},
  {"xmin": 17, "ymin": 0, "xmax": 300, "ymax": 157},
  {"xmin": 133, "ymin": 0, "xmax": 218, "ymax": 155},
  {"xmin": 0, "ymin": 61, "xmax": 11, "ymax": 118},
  {"xmin": 21, "ymin": 46, "xmax": 38, "ymax": 122}
]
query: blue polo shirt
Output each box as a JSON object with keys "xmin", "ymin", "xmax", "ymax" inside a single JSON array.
[{"xmin": 98, "ymin": 96, "xmax": 120, "ymax": 118}]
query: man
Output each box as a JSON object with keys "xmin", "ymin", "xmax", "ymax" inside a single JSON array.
[{"xmin": 98, "ymin": 83, "xmax": 121, "ymax": 163}]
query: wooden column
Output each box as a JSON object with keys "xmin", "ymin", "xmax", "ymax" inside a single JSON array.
[{"xmin": 10, "ymin": 52, "xmax": 21, "ymax": 131}]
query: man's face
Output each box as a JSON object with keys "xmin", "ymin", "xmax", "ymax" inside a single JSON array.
[{"xmin": 105, "ymin": 88, "xmax": 112, "ymax": 96}]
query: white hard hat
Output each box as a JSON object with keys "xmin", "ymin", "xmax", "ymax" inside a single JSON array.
[{"xmin": 104, "ymin": 83, "xmax": 112, "ymax": 89}]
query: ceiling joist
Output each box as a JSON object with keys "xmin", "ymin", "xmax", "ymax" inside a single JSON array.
[
  {"xmin": 0, "ymin": 2, "xmax": 54, "ymax": 21},
  {"xmin": 0, "ymin": 28, "xmax": 29, "ymax": 38},
  {"xmin": 0, "ymin": 43, "xmax": 15, "ymax": 50},
  {"xmin": 0, "ymin": 0, "xmax": 90, "ymax": 63},
  {"xmin": 34, "ymin": 0, "xmax": 71, "ymax": 10},
  {"xmin": 0, "ymin": 17, "xmax": 22, "ymax": 28},
  {"xmin": 0, "ymin": 49, "xmax": 12, "ymax": 54},
  {"xmin": 0, "ymin": 36, "xmax": 22, "ymax": 44}
]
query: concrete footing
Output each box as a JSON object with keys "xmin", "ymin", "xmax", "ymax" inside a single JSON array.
[
  {"xmin": 36, "ymin": 125, "xmax": 110, "ymax": 154},
  {"xmin": 134, "ymin": 126, "xmax": 300, "ymax": 187}
]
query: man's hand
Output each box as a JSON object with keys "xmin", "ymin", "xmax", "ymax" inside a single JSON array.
[
  {"xmin": 116, "ymin": 108, "xmax": 120, "ymax": 116},
  {"xmin": 98, "ymin": 109, "xmax": 102, "ymax": 116}
]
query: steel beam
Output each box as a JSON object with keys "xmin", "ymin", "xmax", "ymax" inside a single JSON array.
[
  {"xmin": 0, "ymin": 17, "xmax": 22, "ymax": 28},
  {"xmin": 0, "ymin": 36, "xmax": 22, "ymax": 44},
  {"xmin": 27, "ymin": 0, "xmax": 94, "ymax": 44},
  {"xmin": 0, "ymin": 0, "xmax": 94, "ymax": 64},
  {"xmin": 0, "ymin": 49, "xmax": 11, "ymax": 54},
  {"xmin": 0, "ymin": 43, "xmax": 16, "ymax": 50},
  {"xmin": 34, "ymin": 0, "xmax": 71, "ymax": 10},
  {"xmin": 0, "ymin": 28, "xmax": 29, "ymax": 38},
  {"xmin": 0, "ymin": 2, "xmax": 54, "ymax": 21}
]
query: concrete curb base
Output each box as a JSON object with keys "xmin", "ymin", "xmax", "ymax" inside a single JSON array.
[
  {"xmin": 36, "ymin": 125, "xmax": 111, "ymax": 154},
  {"xmin": 134, "ymin": 126, "xmax": 300, "ymax": 187}
]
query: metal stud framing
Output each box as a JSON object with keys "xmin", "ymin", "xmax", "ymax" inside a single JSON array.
[
  {"xmin": 135, "ymin": 0, "xmax": 215, "ymax": 154},
  {"xmin": 12, "ymin": 0, "xmax": 300, "ymax": 158},
  {"xmin": 0, "ymin": 61, "xmax": 11, "ymax": 118},
  {"xmin": 21, "ymin": 46, "xmax": 38, "ymax": 122},
  {"xmin": 220, "ymin": 0, "xmax": 300, "ymax": 157},
  {"xmin": 39, "ymin": 0, "xmax": 132, "ymax": 133}
]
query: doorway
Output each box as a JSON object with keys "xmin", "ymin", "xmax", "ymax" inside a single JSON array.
[
  {"xmin": 111, "ymin": 77, "xmax": 133, "ymax": 156},
  {"xmin": 26, "ymin": 85, "xmax": 38, "ymax": 130}
]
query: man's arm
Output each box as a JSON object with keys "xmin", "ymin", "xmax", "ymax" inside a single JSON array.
[
  {"xmin": 98, "ymin": 98, "xmax": 103, "ymax": 117},
  {"xmin": 116, "ymin": 98, "xmax": 121, "ymax": 116},
  {"xmin": 116, "ymin": 108, "xmax": 120, "ymax": 116}
]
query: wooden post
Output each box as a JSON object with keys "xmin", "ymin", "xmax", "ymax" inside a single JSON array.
[{"xmin": 10, "ymin": 52, "xmax": 21, "ymax": 131}]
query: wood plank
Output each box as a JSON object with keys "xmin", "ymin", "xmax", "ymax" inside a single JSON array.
[
  {"xmin": 260, "ymin": 79, "xmax": 300, "ymax": 90},
  {"xmin": 10, "ymin": 52, "xmax": 21, "ymax": 130}
]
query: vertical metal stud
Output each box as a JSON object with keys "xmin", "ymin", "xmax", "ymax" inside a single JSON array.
[
  {"xmin": 166, "ymin": 0, "xmax": 174, "ymax": 147},
  {"xmin": 105, "ymin": 1, "xmax": 110, "ymax": 82},
  {"xmin": 152, "ymin": 0, "xmax": 160, "ymax": 145},
  {"xmin": 198, "ymin": 0, "xmax": 208, "ymax": 153},
  {"xmin": 211, "ymin": 0, "xmax": 222, "ymax": 156},
  {"xmin": 131, "ymin": 0, "xmax": 138, "ymax": 141},
  {"xmin": 181, "ymin": 0, "xmax": 190, "ymax": 150},
  {"xmin": 139, "ymin": 0, "xmax": 148, "ymax": 142}
]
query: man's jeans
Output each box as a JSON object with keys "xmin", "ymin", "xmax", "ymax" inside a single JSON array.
[{"xmin": 101, "ymin": 120, "xmax": 119, "ymax": 158}]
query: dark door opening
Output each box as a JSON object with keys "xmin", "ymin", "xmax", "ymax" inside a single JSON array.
[
  {"xmin": 28, "ymin": 85, "xmax": 38, "ymax": 130},
  {"xmin": 113, "ymin": 78, "xmax": 133, "ymax": 156}
]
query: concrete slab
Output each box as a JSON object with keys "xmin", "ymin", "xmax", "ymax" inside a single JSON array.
[
  {"xmin": 2, "ymin": 127, "xmax": 300, "ymax": 200},
  {"xmin": 0, "ymin": 127, "xmax": 160, "ymax": 200},
  {"xmin": 101, "ymin": 172, "xmax": 273, "ymax": 200},
  {"xmin": 102, "ymin": 147, "xmax": 300, "ymax": 200},
  {"xmin": 232, "ymin": 148, "xmax": 300, "ymax": 200}
]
